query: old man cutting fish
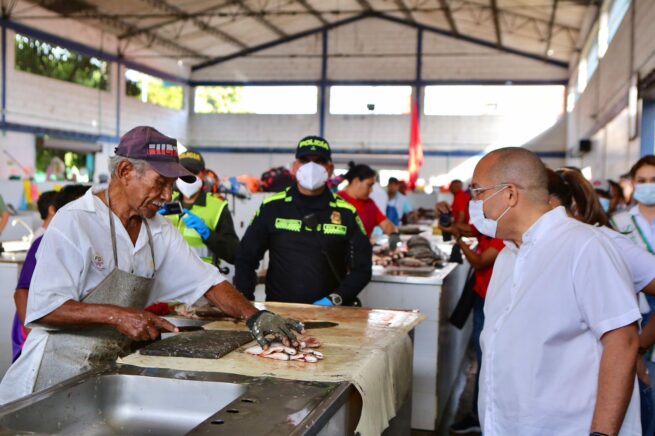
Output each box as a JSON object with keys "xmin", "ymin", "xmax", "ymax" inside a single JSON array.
[{"xmin": 0, "ymin": 126, "xmax": 302, "ymax": 404}]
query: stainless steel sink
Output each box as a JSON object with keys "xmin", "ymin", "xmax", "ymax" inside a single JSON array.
[
  {"xmin": 0, "ymin": 374, "xmax": 245, "ymax": 435},
  {"xmin": 0, "ymin": 365, "xmax": 358, "ymax": 435}
]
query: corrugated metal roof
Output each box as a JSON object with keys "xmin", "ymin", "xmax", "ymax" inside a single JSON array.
[{"xmin": 18, "ymin": 0, "xmax": 592, "ymax": 68}]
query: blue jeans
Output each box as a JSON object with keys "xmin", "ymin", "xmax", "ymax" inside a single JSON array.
[
  {"xmin": 643, "ymin": 360, "xmax": 655, "ymax": 436},
  {"xmin": 472, "ymin": 292, "xmax": 484, "ymax": 416}
]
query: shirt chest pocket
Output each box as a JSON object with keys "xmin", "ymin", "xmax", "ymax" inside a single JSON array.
[{"xmin": 322, "ymin": 224, "xmax": 348, "ymax": 237}]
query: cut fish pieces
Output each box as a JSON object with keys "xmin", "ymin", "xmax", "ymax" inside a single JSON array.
[{"xmin": 243, "ymin": 335, "xmax": 323, "ymax": 363}]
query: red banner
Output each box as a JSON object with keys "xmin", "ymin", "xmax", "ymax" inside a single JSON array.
[{"xmin": 407, "ymin": 98, "xmax": 424, "ymax": 190}]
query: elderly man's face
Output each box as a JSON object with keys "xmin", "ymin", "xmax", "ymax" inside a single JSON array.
[{"xmin": 125, "ymin": 165, "xmax": 176, "ymax": 218}]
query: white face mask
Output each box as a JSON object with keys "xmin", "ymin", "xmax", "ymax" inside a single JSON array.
[
  {"xmin": 296, "ymin": 161, "xmax": 328, "ymax": 191},
  {"xmin": 176, "ymin": 177, "xmax": 202, "ymax": 198},
  {"xmin": 468, "ymin": 185, "xmax": 511, "ymax": 238},
  {"xmin": 634, "ymin": 183, "xmax": 655, "ymax": 206}
]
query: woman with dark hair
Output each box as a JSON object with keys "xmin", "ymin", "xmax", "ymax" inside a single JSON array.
[
  {"xmin": 547, "ymin": 167, "xmax": 655, "ymax": 435},
  {"xmin": 611, "ymin": 155, "xmax": 655, "ymax": 253},
  {"xmin": 547, "ymin": 168, "xmax": 609, "ymax": 226},
  {"xmin": 338, "ymin": 162, "xmax": 397, "ymax": 237}
]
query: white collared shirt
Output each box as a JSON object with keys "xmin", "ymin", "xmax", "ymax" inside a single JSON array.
[
  {"xmin": 479, "ymin": 207, "xmax": 641, "ymax": 436},
  {"xmin": 596, "ymin": 225, "xmax": 655, "ymax": 293},
  {"xmin": 630, "ymin": 205, "xmax": 655, "ymax": 250},
  {"xmin": 0, "ymin": 189, "xmax": 225, "ymax": 404}
]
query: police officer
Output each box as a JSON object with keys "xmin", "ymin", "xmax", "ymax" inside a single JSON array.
[
  {"xmin": 168, "ymin": 151, "xmax": 239, "ymax": 266},
  {"xmin": 234, "ymin": 136, "xmax": 372, "ymax": 306}
]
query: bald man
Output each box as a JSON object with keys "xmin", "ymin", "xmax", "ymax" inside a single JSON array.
[{"xmin": 472, "ymin": 148, "xmax": 641, "ymax": 435}]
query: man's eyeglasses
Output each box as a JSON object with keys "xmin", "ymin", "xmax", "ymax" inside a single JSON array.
[{"xmin": 470, "ymin": 183, "xmax": 510, "ymax": 200}]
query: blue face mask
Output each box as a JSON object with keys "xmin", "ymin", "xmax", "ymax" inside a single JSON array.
[
  {"xmin": 599, "ymin": 197, "xmax": 610, "ymax": 213},
  {"xmin": 634, "ymin": 183, "xmax": 655, "ymax": 206}
]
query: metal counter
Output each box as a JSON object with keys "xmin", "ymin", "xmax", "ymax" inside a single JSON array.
[{"xmin": 371, "ymin": 263, "xmax": 458, "ymax": 285}]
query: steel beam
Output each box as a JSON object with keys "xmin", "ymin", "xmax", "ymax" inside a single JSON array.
[
  {"xmin": 544, "ymin": 0, "xmax": 559, "ymax": 56},
  {"xmin": 192, "ymin": 13, "xmax": 369, "ymax": 71},
  {"xmin": 296, "ymin": 0, "xmax": 328, "ymax": 26},
  {"xmin": 128, "ymin": 0, "xmax": 247, "ymax": 49},
  {"xmin": 375, "ymin": 13, "xmax": 568, "ymax": 68},
  {"xmin": 394, "ymin": 0, "xmax": 414, "ymax": 22},
  {"xmin": 237, "ymin": 0, "xmax": 286, "ymax": 37},
  {"xmin": 490, "ymin": 0, "xmax": 502, "ymax": 46},
  {"xmin": 438, "ymin": 0, "xmax": 458, "ymax": 34}
]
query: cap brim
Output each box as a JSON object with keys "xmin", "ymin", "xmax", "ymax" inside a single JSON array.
[
  {"xmin": 296, "ymin": 149, "xmax": 331, "ymax": 160},
  {"xmin": 149, "ymin": 161, "xmax": 197, "ymax": 183}
]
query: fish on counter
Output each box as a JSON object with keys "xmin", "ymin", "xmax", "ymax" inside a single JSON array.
[
  {"xmin": 373, "ymin": 235, "xmax": 444, "ymax": 268},
  {"xmin": 244, "ymin": 336, "xmax": 323, "ymax": 363}
]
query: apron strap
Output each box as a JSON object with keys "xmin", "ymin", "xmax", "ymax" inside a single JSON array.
[
  {"xmin": 105, "ymin": 188, "xmax": 120, "ymax": 267},
  {"xmin": 143, "ymin": 219, "xmax": 156, "ymax": 278},
  {"xmin": 105, "ymin": 189, "xmax": 156, "ymax": 276}
]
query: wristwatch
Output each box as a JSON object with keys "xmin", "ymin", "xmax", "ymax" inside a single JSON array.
[{"xmin": 328, "ymin": 293, "xmax": 343, "ymax": 306}]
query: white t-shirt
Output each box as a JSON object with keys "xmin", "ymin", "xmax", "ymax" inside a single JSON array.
[
  {"xmin": 479, "ymin": 207, "xmax": 641, "ymax": 436},
  {"xmin": 0, "ymin": 189, "xmax": 224, "ymax": 404},
  {"xmin": 369, "ymin": 183, "xmax": 388, "ymax": 216}
]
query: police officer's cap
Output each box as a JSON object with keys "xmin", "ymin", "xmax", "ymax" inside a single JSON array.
[
  {"xmin": 296, "ymin": 136, "xmax": 331, "ymax": 161},
  {"xmin": 179, "ymin": 150, "xmax": 205, "ymax": 174}
]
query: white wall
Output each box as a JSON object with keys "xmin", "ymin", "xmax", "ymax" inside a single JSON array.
[
  {"xmin": 0, "ymin": 1, "xmax": 192, "ymax": 183},
  {"xmin": 566, "ymin": 0, "xmax": 655, "ymax": 178},
  {"xmin": 0, "ymin": 131, "xmax": 35, "ymax": 180},
  {"xmin": 188, "ymin": 16, "xmax": 568, "ymax": 184}
]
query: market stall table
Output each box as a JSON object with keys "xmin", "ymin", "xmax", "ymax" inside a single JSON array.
[{"xmin": 359, "ymin": 257, "xmax": 471, "ymax": 433}]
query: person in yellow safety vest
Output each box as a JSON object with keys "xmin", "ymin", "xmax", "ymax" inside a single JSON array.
[{"xmin": 167, "ymin": 151, "xmax": 239, "ymax": 267}]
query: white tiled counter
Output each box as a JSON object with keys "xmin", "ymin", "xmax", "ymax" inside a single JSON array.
[{"xmin": 358, "ymin": 260, "xmax": 472, "ymax": 432}]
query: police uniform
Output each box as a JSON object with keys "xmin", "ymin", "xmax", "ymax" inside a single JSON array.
[
  {"xmin": 234, "ymin": 184, "xmax": 372, "ymax": 304},
  {"xmin": 167, "ymin": 191, "xmax": 238, "ymax": 265},
  {"xmin": 234, "ymin": 186, "xmax": 372, "ymax": 304}
]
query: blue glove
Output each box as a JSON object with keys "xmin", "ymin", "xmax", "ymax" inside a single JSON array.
[
  {"xmin": 158, "ymin": 207, "xmax": 166, "ymax": 215},
  {"xmin": 313, "ymin": 297, "xmax": 333, "ymax": 306},
  {"xmin": 182, "ymin": 209, "xmax": 211, "ymax": 240}
]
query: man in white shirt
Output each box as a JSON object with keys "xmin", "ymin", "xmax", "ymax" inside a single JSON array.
[
  {"xmin": 0, "ymin": 126, "xmax": 302, "ymax": 404},
  {"xmin": 386, "ymin": 177, "xmax": 414, "ymax": 226},
  {"xmin": 471, "ymin": 147, "xmax": 641, "ymax": 436}
]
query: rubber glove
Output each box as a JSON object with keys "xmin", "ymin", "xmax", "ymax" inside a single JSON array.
[
  {"xmin": 246, "ymin": 310, "xmax": 305, "ymax": 348},
  {"xmin": 182, "ymin": 209, "xmax": 211, "ymax": 240},
  {"xmin": 313, "ymin": 297, "xmax": 333, "ymax": 306}
]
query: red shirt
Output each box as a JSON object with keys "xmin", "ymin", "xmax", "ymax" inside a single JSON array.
[
  {"xmin": 338, "ymin": 191, "xmax": 386, "ymax": 237},
  {"xmin": 470, "ymin": 227, "xmax": 505, "ymax": 298},
  {"xmin": 452, "ymin": 191, "xmax": 472, "ymax": 224}
]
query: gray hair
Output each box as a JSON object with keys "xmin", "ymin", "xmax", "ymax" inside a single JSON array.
[{"xmin": 108, "ymin": 155, "xmax": 148, "ymax": 178}]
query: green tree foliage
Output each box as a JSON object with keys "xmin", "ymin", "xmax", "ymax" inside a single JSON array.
[
  {"xmin": 125, "ymin": 69, "xmax": 184, "ymax": 111},
  {"xmin": 194, "ymin": 86, "xmax": 249, "ymax": 114},
  {"xmin": 15, "ymin": 34, "xmax": 108, "ymax": 90}
]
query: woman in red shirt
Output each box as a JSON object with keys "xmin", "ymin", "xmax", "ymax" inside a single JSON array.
[{"xmin": 338, "ymin": 162, "xmax": 397, "ymax": 237}]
